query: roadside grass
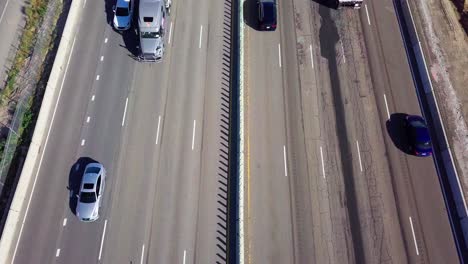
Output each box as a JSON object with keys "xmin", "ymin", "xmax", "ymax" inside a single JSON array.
[{"xmin": 0, "ymin": 0, "xmax": 50, "ymax": 105}]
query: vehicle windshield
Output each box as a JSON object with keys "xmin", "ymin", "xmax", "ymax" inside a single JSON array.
[
  {"xmin": 115, "ymin": 7, "xmax": 129, "ymax": 16},
  {"xmin": 85, "ymin": 167, "xmax": 101, "ymax": 174},
  {"xmin": 80, "ymin": 191, "xmax": 96, "ymax": 203},
  {"xmin": 263, "ymin": 3, "xmax": 276, "ymax": 24},
  {"xmin": 141, "ymin": 31, "xmax": 160, "ymax": 38},
  {"xmin": 410, "ymin": 119, "xmax": 426, "ymax": 128}
]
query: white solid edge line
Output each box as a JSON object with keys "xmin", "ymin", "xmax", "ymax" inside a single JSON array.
[
  {"xmin": 56, "ymin": 248, "xmax": 60, "ymax": 257},
  {"xmin": 278, "ymin": 43, "xmax": 282, "ymax": 68},
  {"xmin": 63, "ymin": 218, "xmax": 67, "ymax": 226},
  {"xmin": 356, "ymin": 140, "xmax": 363, "ymax": 172},
  {"xmin": 11, "ymin": 36, "xmax": 77, "ymax": 263},
  {"xmin": 98, "ymin": 220, "xmax": 108, "ymax": 260},
  {"xmin": 192, "ymin": 120, "xmax": 196, "ymax": 150},
  {"xmin": 199, "ymin": 25, "xmax": 203, "ymax": 49},
  {"xmin": 365, "ymin": 4, "xmax": 371, "ymax": 25},
  {"xmin": 320, "ymin": 146, "xmax": 325, "ymax": 178},
  {"xmin": 168, "ymin": 22, "xmax": 173, "ymax": 44},
  {"xmin": 140, "ymin": 244, "xmax": 145, "ymax": 264},
  {"xmin": 239, "ymin": 0, "xmax": 246, "ymax": 260},
  {"xmin": 155, "ymin": 115, "xmax": 161, "ymax": 144},
  {"xmin": 283, "ymin": 145, "xmax": 288, "ymax": 177},
  {"xmin": 309, "ymin": 44, "xmax": 314, "ymax": 69},
  {"xmin": 0, "ymin": 0, "xmax": 11, "ymax": 24},
  {"xmin": 183, "ymin": 250, "xmax": 187, "ymax": 264},
  {"xmin": 409, "ymin": 217, "xmax": 420, "ymax": 255},
  {"xmin": 121, "ymin": 97, "xmax": 129, "ymax": 126},
  {"xmin": 383, "ymin": 94, "xmax": 390, "ymax": 119}
]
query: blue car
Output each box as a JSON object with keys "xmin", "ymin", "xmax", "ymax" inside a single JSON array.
[{"xmin": 405, "ymin": 115, "xmax": 432, "ymax": 157}]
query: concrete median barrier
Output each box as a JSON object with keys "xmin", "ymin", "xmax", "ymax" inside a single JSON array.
[{"xmin": 395, "ymin": 0, "xmax": 468, "ymax": 261}]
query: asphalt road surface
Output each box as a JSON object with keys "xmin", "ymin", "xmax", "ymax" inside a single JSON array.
[
  {"xmin": 11, "ymin": 0, "xmax": 231, "ymax": 262},
  {"xmin": 243, "ymin": 0, "xmax": 458, "ymax": 263}
]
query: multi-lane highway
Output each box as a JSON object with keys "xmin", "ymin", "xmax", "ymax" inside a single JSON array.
[
  {"xmin": 243, "ymin": 0, "xmax": 458, "ymax": 263},
  {"xmin": 11, "ymin": 0, "xmax": 230, "ymax": 262}
]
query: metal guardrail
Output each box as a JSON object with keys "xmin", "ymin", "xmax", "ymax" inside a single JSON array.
[{"xmin": 394, "ymin": 0, "xmax": 468, "ymax": 262}]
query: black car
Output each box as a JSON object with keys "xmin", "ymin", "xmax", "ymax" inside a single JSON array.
[{"xmin": 258, "ymin": 0, "xmax": 277, "ymax": 31}]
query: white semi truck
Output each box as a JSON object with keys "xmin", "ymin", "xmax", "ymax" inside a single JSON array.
[{"xmin": 138, "ymin": 0, "xmax": 168, "ymax": 62}]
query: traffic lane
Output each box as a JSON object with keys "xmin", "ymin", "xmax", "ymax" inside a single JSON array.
[
  {"xmin": 101, "ymin": 64, "xmax": 168, "ymax": 264},
  {"xmin": 144, "ymin": 2, "xmax": 215, "ymax": 261},
  {"xmin": 191, "ymin": 0, "xmax": 231, "ymax": 262},
  {"xmin": 244, "ymin": 13, "xmax": 295, "ymax": 262},
  {"xmin": 11, "ymin": 3, "xmax": 109, "ymax": 262},
  {"xmin": 57, "ymin": 29, "xmax": 138, "ymax": 263},
  {"xmin": 363, "ymin": 0, "xmax": 457, "ymax": 261}
]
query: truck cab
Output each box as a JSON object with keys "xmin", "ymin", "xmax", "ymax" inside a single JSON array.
[{"xmin": 138, "ymin": 0, "xmax": 166, "ymax": 62}]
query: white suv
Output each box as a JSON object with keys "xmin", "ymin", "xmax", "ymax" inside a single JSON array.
[{"xmin": 113, "ymin": 0, "xmax": 133, "ymax": 30}]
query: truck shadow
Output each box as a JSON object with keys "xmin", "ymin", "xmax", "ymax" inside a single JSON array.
[
  {"xmin": 68, "ymin": 157, "xmax": 99, "ymax": 215},
  {"xmin": 121, "ymin": 27, "xmax": 140, "ymax": 59}
]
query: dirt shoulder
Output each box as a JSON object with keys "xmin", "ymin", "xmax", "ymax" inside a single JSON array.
[{"xmin": 408, "ymin": 0, "xmax": 468, "ymax": 203}]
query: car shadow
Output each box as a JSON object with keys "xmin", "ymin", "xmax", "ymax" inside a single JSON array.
[
  {"xmin": 68, "ymin": 157, "xmax": 99, "ymax": 215},
  {"xmin": 104, "ymin": 0, "xmax": 115, "ymax": 25},
  {"xmin": 310, "ymin": 0, "xmax": 339, "ymax": 9},
  {"xmin": 243, "ymin": 0, "xmax": 259, "ymax": 30},
  {"xmin": 386, "ymin": 113, "xmax": 412, "ymax": 155}
]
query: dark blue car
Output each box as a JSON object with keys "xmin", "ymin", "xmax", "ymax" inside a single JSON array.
[{"xmin": 405, "ymin": 115, "xmax": 432, "ymax": 157}]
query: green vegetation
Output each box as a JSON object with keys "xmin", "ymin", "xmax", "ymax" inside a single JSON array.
[{"xmin": 0, "ymin": 0, "xmax": 50, "ymax": 105}]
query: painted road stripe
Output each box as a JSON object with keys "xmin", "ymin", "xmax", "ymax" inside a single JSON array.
[
  {"xmin": 365, "ymin": 4, "xmax": 371, "ymax": 25},
  {"xmin": 63, "ymin": 218, "xmax": 67, "ymax": 226},
  {"xmin": 356, "ymin": 140, "xmax": 363, "ymax": 172},
  {"xmin": 309, "ymin": 44, "xmax": 314, "ymax": 69},
  {"xmin": 283, "ymin": 145, "xmax": 288, "ymax": 177},
  {"xmin": 278, "ymin": 43, "xmax": 282, "ymax": 68},
  {"xmin": 156, "ymin": 115, "xmax": 161, "ymax": 145},
  {"xmin": 56, "ymin": 248, "xmax": 60, "ymax": 257},
  {"xmin": 98, "ymin": 220, "xmax": 108, "ymax": 260},
  {"xmin": 383, "ymin": 94, "xmax": 390, "ymax": 119},
  {"xmin": 183, "ymin": 250, "xmax": 187, "ymax": 264},
  {"xmin": 320, "ymin": 146, "xmax": 325, "ymax": 178},
  {"xmin": 192, "ymin": 120, "xmax": 196, "ymax": 150},
  {"xmin": 122, "ymin": 97, "xmax": 129, "ymax": 126},
  {"xmin": 140, "ymin": 244, "xmax": 145, "ymax": 264},
  {"xmin": 169, "ymin": 22, "xmax": 173, "ymax": 44},
  {"xmin": 409, "ymin": 217, "xmax": 420, "ymax": 255},
  {"xmin": 199, "ymin": 25, "xmax": 203, "ymax": 49}
]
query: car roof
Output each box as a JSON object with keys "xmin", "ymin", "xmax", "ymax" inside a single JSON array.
[{"xmin": 81, "ymin": 163, "xmax": 103, "ymax": 190}]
